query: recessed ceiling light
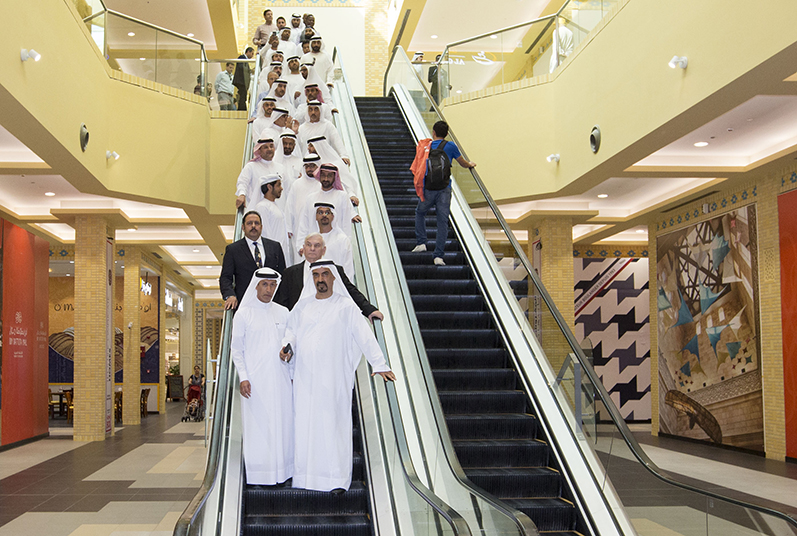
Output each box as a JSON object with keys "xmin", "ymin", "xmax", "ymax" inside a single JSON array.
[
  {"xmin": 431, "ymin": 35, "xmax": 438, "ymax": 39},
  {"xmin": 44, "ymin": 191, "xmax": 55, "ymax": 196},
  {"xmin": 121, "ymin": 265, "xmax": 124, "ymax": 268},
  {"xmin": 490, "ymin": 35, "xmax": 498, "ymax": 39},
  {"xmin": 128, "ymin": 32, "xmax": 135, "ymax": 37},
  {"xmin": 694, "ymin": 141, "xmax": 709, "ymax": 147},
  {"xmin": 66, "ymin": 273, "xmax": 71, "ymax": 276},
  {"xmin": 206, "ymin": 265, "xmax": 213, "ymax": 269},
  {"xmin": 69, "ymin": 260, "xmax": 74, "ymax": 263},
  {"xmin": 597, "ymin": 194, "xmax": 609, "ymax": 198},
  {"xmin": 193, "ymin": 248, "xmax": 200, "ymax": 253},
  {"xmin": 139, "ymin": 57, "xmax": 146, "ymax": 60},
  {"xmin": 127, "ymin": 228, "xmax": 136, "ymax": 232},
  {"xmin": 456, "ymin": 90, "xmax": 462, "ymax": 94},
  {"xmin": 635, "ymin": 229, "xmax": 645, "ymax": 234},
  {"xmin": 187, "ymin": 33, "xmax": 194, "ymax": 37},
  {"xmin": 48, "ymin": 268, "xmax": 53, "ymax": 273}
]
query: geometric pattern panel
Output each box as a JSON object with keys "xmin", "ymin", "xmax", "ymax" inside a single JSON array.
[{"xmin": 575, "ymin": 257, "xmax": 651, "ymax": 421}]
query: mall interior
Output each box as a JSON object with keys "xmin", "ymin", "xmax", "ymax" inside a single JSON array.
[{"xmin": 1, "ymin": 0, "xmax": 797, "ymax": 534}]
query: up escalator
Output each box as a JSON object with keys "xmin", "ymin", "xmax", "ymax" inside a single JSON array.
[
  {"xmin": 355, "ymin": 96, "xmax": 584, "ymax": 535},
  {"xmin": 241, "ymin": 403, "xmax": 372, "ymax": 536}
]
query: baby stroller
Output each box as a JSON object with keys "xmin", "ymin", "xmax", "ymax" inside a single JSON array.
[{"xmin": 182, "ymin": 382, "xmax": 205, "ymax": 422}]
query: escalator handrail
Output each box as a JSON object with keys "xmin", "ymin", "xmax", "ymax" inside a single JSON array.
[
  {"xmin": 383, "ymin": 44, "xmax": 797, "ymax": 529},
  {"xmin": 333, "ymin": 47, "xmax": 471, "ymax": 536},
  {"xmin": 173, "ymin": 58, "xmax": 260, "ymax": 536}
]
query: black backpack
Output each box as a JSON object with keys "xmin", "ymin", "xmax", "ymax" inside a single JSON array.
[{"xmin": 426, "ymin": 140, "xmax": 450, "ymax": 191}]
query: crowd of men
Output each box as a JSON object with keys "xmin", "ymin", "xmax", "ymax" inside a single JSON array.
[{"xmin": 221, "ymin": 10, "xmax": 395, "ymax": 495}]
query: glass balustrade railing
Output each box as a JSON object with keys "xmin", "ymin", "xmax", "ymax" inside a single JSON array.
[
  {"xmin": 434, "ymin": 0, "xmax": 620, "ymax": 100},
  {"xmin": 384, "ymin": 44, "xmax": 797, "ymax": 536}
]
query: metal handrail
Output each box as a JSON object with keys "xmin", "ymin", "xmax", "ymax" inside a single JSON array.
[
  {"xmin": 173, "ymin": 58, "xmax": 260, "ymax": 536},
  {"xmin": 335, "ymin": 48, "xmax": 471, "ymax": 536},
  {"xmin": 383, "ymin": 44, "xmax": 797, "ymax": 530}
]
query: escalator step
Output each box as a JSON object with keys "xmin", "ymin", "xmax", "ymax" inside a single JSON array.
[
  {"xmin": 503, "ymin": 498, "xmax": 576, "ymax": 532},
  {"xmin": 439, "ymin": 391, "xmax": 528, "ymax": 414},
  {"xmin": 445, "ymin": 414, "xmax": 537, "ymax": 439},
  {"xmin": 399, "ymin": 251, "xmax": 466, "ymax": 265},
  {"xmin": 465, "ymin": 467, "xmax": 563, "ymax": 498},
  {"xmin": 245, "ymin": 482, "xmax": 368, "ymax": 516},
  {"xmin": 421, "ymin": 328, "xmax": 498, "ymax": 348},
  {"xmin": 416, "ymin": 311, "xmax": 492, "ymax": 329},
  {"xmin": 394, "ymin": 238, "xmax": 461, "ymax": 251},
  {"xmin": 403, "ymin": 265, "xmax": 472, "ymax": 280},
  {"xmin": 412, "ymin": 295, "xmax": 485, "ymax": 312},
  {"xmin": 427, "ymin": 348, "xmax": 508, "ymax": 369},
  {"xmin": 453, "ymin": 439, "xmax": 550, "ymax": 467},
  {"xmin": 407, "ymin": 279, "xmax": 479, "ymax": 294},
  {"xmin": 433, "ymin": 369, "xmax": 517, "ymax": 390},
  {"xmin": 393, "ymin": 227, "xmax": 456, "ymax": 240},
  {"xmin": 243, "ymin": 515, "xmax": 373, "ymax": 536}
]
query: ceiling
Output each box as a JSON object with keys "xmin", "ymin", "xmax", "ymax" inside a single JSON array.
[{"xmin": 104, "ymin": 0, "xmax": 217, "ymax": 49}]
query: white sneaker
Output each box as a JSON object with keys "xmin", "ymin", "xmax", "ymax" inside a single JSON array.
[
  {"xmin": 412, "ymin": 244, "xmax": 427, "ymax": 252},
  {"xmin": 433, "ymin": 257, "xmax": 446, "ymax": 266}
]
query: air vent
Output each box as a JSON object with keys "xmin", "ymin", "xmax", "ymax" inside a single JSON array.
[
  {"xmin": 174, "ymin": 270, "xmax": 181, "ymax": 275},
  {"xmin": 151, "ymin": 251, "xmax": 162, "ymax": 259},
  {"xmin": 662, "ymin": 191, "xmax": 719, "ymax": 213}
]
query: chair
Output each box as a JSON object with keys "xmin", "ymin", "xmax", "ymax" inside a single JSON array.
[
  {"xmin": 140, "ymin": 388, "xmax": 150, "ymax": 418},
  {"xmin": 48, "ymin": 389, "xmax": 59, "ymax": 419},
  {"xmin": 114, "ymin": 391, "xmax": 123, "ymax": 423},
  {"xmin": 64, "ymin": 391, "xmax": 74, "ymax": 423}
]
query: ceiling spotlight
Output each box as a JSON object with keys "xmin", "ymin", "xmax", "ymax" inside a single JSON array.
[
  {"xmin": 546, "ymin": 153, "xmax": 560, "ymax": 163},
  {"xmin": 693, "ymin": 141, "xmax": 709, "ymax": 147},
  {"xmin": 106, "ymin": 150, "xmax": 120, "ymax": 160},
  {"xmin": 431, "ymin": 34, "xmax": 438, "ymax": 39},
  {"xmin": 187, "ymin": 33, "xmax": 195, "ymax": 37},
  {"xmin": 456, "ymin": 90, "xmax": 462, "ymax": 94},
  {"xmin": 490, "ymin": 34, "xmax": 498, "ymax": 39},
  {"xmin": 635, "ymin": 229, "xmax": 646, "ymax": 234},
  {"xmin": 20, "ymin": 48, "xmax": 42, "ymax": 62},
  {"xmin": 44, "ymin": 191, "xmax": 55, "ymax": 196},
  {"xmin": 128, "ymin": 32, "xmax": 136, "ymax": 37},
  {"xmin": 127, "ymin": 228, "xmax": 136, "ymax": 232},
  {"xmin": 668, "ymin": 55, "xmax": 688, "ymax": 69},
  {"xmin": 69, "ymin": 260, "xmax": 74, "ymax": 263},
  {"xmin": 192, "ymin": 248, "xmax": 200, "ymax": 253},
  {"xmin": 597, "ymin": 194, "xmax": 609, "ymax": 199},
  {"xmin": 139, "ymin": 57, "xmax": 146, "ymax": 61},
  {"xmin": 66, "ymin": 273, "xmax": 71, "ymax": 276}
]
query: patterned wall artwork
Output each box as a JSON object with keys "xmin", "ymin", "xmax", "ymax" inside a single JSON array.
[
  {"xmin": 657, "ymin": 205, "xmax": 763, "ymax": 451},
  {"xmin": 574, "ymin": 258, "xmax": 651, "ymax": 421}
]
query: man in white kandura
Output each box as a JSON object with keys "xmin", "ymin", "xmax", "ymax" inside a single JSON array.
[
  {"xmin": 280, "ymin": 260, "xmax": 395, "ymax": 493},
  {"xmin": 231, "ymin": 267, "xmax": 293, "ymax": 486},
  {"xmin": 313, "ymin": 202, "xmax": 353, "ymax": 278},
  {"xmin": 253, "ymin": 174, "xmax": 292, "ymax": 265}
]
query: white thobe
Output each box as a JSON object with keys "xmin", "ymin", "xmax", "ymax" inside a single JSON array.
[
  {"xmin": 298, "ymin": 121, "xmax": 349, "ymax": 160},
  {"xmin": 254, "ymin": 198, "xmax": 292, "ymax": 266},
  {"xmin": 231, "ymin": 301, "xmax": 293, "ymax": 485},
  {"xmin": 283, "ymin": 294, "xmax": 389, "ymax": 491},
  {"xmin": 285, "ymin": 73, "xmax": 305, "ymax": 100},
  {"xmin": 295, "ymin": 188, "xmax": 354, "ymax": 250},
  {"xmin": 285, "ymin": 176, "xmax": 321, "ymax": 254},
  {"xmin": 277, "ymin": 153, "xmax": 303, "ymax": 194},
  {"xmin": 251, "ymin": 116, "xmax": 275, "ymax": 142},
  {"xmin": 278, "ymin": 40, "xmax": 298, "ymax": 60},
  {"xmin": 236, "ymin": 159, "xmax": 280, "ymax": 210},
  {"xmin": 301, "ymin": 51, "xmax": 334, "ymax": 85},
  {"xmin": 321, "ymin": 227, "xmax": 354, "ymax": 279}
]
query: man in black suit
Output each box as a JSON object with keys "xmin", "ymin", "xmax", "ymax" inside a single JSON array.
[
  {"xmin": 274, "ymin": 232, "xmax": 383, "ymax": 321},
  {"xmin": 220, "ymin": 211, "xmax": 286, "ymax": 310}
]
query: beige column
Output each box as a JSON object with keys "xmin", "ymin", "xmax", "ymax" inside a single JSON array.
[
  {"xmin": 73, "ymin": 215, "xmax": 114, "ymax": 442},
  {"xmin": 364, "ymin": 0, "xmax": 390, "ymax": 96},
  {"xmin": 122, "ymin": 248, "xmax": 141, "ymax": 425},
  {"xmin": 533, "ymin": 216, "xmax": 575, "ymax": 373},
  {"xmin": 159, "ymin": 269, "xmax": 167, "ymax": 413}
]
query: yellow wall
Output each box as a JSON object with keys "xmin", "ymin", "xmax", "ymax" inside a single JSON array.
[
  {"xmin": 442, "ymin": 0, "xmax": 797, "ymax": 203},
  {"xmin": 0, "ymin": 0, "xmax": 246, "ymax": 217}
]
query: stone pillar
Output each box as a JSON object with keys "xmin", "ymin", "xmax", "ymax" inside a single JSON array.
[
  {"xmin": 180, "ymin": 294, "xmax": 194, "ymax": 377},
  {"xmin": 533, "ymin": 216, "xmax": 575, "ymax": 373},
  {"xmin": 364, "ymin": 0, "xmax": 390, "ymax": 96},
  {"xmin": 159, "ymin": 270, "xmax": 167, "ymax": 413},
  {"xmin": 122, "ymin": 247, "xmax": 141, "ymax": 425},
  {"xmin": 73, "ymin": 215, "xmax": 114, "ymax": 442}
]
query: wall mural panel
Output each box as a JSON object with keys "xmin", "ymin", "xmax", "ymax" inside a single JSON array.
[
  {"xmin": 48, "ymin": 276, "xmax": 160, "ymax": 384},
  {"xmin": 657, "ymin": 205, "xmax": 763, "ymax": 451},
  {"xmin": 574, "ymin": 257, "xmax": 651, "ymax": 421}
]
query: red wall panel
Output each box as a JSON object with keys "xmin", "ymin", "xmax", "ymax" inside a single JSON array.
[
  {"xmin": 1, "ymin": 220, "xmax": 49, "ymax": 446},
  {"xmin": 779, "ymin": 191, "xmax": 797, "ymax": 459}
]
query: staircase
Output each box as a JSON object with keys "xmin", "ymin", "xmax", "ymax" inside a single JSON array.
[{"xmin": 355, "ymin": 96, "xmax": 584, "ymax": 535}]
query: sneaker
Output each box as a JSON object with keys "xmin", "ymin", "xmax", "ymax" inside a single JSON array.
[
  {"xmin": 412, "ymin": 244, "xmax": 427, "ymax": 252},
  {"xmin": 433, "ymin": 257, "xmax": 446, "ymax": 266}
]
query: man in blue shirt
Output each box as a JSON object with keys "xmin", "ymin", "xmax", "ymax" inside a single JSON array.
[{"xmin": 413, "ymin": 121, "xmax": 475, "ymax": 265}]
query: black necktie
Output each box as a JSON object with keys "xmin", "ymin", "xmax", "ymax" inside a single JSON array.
[{"xmin": 253, "ymin": 242, "xmax": 263, "ymax": 268}]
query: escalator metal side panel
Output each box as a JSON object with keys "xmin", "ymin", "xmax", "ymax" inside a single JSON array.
[
  {"xmin": 219, "ymin": 370, "xmax": 244, "ymax": 536},
  {"xmin": 391, "ymin": 84, "xmax": 635, "ymax": 536}
]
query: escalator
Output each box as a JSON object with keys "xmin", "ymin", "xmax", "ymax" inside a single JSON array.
[
  {"xmin": 355, "ymin": 96, "xmax": 584, "ymax": 535},
  {"xmin": 240, "ymin": 403, "xmax": 372, "ymax": 536}
]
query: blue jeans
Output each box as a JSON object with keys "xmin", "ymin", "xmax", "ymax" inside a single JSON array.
[{"xmin": 415, "ymin": 187, "xmax": 451, "ymax": 258}]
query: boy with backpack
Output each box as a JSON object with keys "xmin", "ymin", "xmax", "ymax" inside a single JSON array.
[{"xmin": 410, "ymin": 121, "xmax": 476, "ymax": 265}]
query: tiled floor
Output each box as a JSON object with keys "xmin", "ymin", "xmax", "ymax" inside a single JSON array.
[
  {"xmin": 1, "ymin": 409, "xmax": 796, "ymax": 536},
  {"xmin": 0, "ymin": 401, "xmax": 204, "ymax": 536}
]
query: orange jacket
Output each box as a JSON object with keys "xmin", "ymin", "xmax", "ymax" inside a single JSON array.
[{"xmin": 410, "ymin": 138, "xmax": 432, "ymax": 201}]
